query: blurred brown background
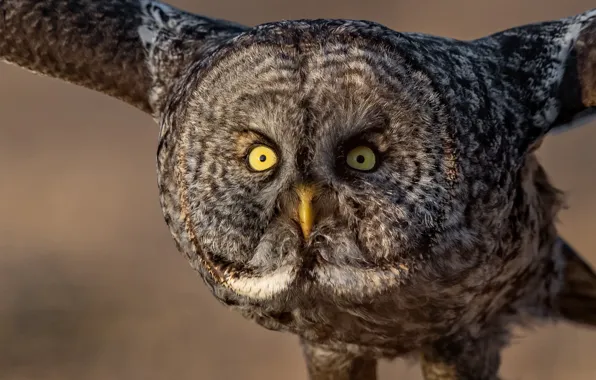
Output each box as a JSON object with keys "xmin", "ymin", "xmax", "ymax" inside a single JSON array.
[{"xmin": 1, "ymin": 0, "xmax": 596, "ymax": 379}]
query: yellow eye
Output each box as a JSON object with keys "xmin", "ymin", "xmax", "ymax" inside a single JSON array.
[
  {"xmin": 247, "ymin": 145, "xmax": 278, "ymax": 172},
  {"xmin": 346, "ymin": 146, "xmax": 377, "ymax": 171}
]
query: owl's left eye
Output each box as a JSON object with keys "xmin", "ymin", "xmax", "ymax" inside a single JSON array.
[
  {"xmin": 346, "ymin": 145, "xmax": 378, "ymax": 172},
  {"xmin": 247, "ymin": 145, "xmax": 278, "ymax": 172}
]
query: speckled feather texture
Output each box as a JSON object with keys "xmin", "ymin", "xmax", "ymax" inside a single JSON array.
[{"xmin": 2, "ymin": 1, "xmax": 596, "ymax": 379}]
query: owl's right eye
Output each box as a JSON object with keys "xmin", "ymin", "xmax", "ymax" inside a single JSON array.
[{"xmin": 247, "ymin": 145, "xmax": 278, "ymax": 172}]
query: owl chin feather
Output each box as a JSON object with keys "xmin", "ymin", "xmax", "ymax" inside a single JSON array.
[
  {"xmin": 204, "ymin": 231, "xmax": 412, "ymax": 302},
  {"xmin": 213, "ymin": 262, "xmax": 409, "ymax": 301},
  {"xmin": 223, "ymin": 266, "xmax": 297, "ymax": 300}
]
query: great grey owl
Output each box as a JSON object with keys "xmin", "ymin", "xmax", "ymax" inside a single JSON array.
[{"xmin": 2, "ymin": 1, "xmax": 596, "ymax": 379}]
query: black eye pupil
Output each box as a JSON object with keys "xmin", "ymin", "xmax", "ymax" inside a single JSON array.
[
  {"xmin": 356, "ymin": 155, "xmax": 365, "ymax": 164},
  {"xmin": 259, "ymin": 155, "xmax": 267, "ymax": 162}
]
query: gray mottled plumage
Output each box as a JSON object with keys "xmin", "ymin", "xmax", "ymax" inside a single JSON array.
[{"xmin": 2, "ymin": 1, "xmax": 596, "ymax": 379}]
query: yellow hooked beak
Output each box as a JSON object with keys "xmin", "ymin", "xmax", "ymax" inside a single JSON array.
[{"xmin": 294, "ymin": 184, "xmax": 317, "ymax": 240}]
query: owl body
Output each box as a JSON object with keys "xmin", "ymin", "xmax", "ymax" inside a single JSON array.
[
  {"xmin": 157, "ymin": 21, "xmax": 565, "ymax": 359},
  {"xmin": 3, "ymin": 1, "xmax": 596, "ymax": 378}
]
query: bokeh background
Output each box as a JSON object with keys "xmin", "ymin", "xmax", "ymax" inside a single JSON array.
[{"xmin": 2, "ymin": 0, "xmax": 596, "ymax": 379}]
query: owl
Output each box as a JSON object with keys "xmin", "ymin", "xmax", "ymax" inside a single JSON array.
[{"xmin": 2, "ymin": 1, "xmax": 596, "ymax": 379}]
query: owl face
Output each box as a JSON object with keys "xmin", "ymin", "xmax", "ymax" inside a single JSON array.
[{"xmin": 157, "ymin": 23, "xmax": 478, "ymax": 317}]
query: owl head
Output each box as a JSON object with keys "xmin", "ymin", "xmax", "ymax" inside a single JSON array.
[{"xmin": 158, "ymin": 20, "xmax": 462, "ymax": 303}]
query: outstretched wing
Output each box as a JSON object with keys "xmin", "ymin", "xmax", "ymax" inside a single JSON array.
[
  {"xmin": 0, "ymin": 0, "xmax": 247, "ymax": 115},
  {"xmin": 474, "ymin": 10, "xmax": 596, "ymax": 144}
]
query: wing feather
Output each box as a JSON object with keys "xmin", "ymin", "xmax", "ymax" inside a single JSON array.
[{"xmin": 0, "ymin": 0, "xmax": 246, "ymax": 115}]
